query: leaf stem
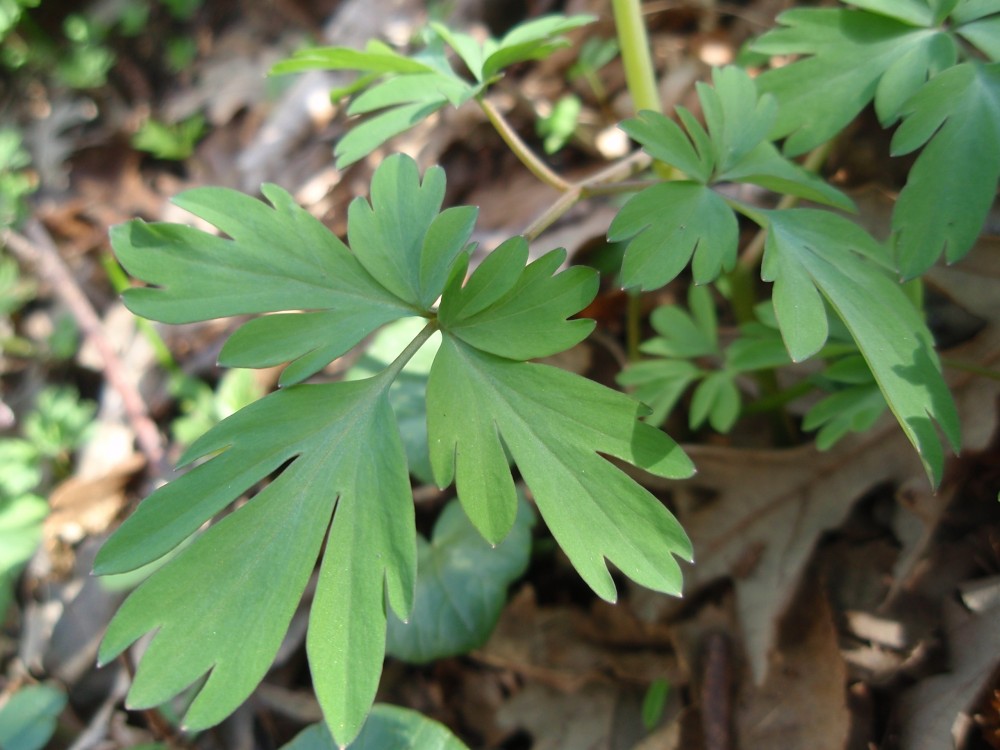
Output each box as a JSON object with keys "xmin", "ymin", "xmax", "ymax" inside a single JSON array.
[
  {"xmin": 611, "ymin": 0, "xmax": 661, "ymax": 114},
  {"xmin": 478, "ymin": 96, "xmax": 572, "ymax": 192},
  {"xmin": 523, "ymin": 149, "xmax": 653, "ymax": 241},
  {"xmin": 382, "ymin": 320, "xmax": 438, "ymax": 382}
]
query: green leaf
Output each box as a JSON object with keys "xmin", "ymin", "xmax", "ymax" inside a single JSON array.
[
  {"xmin": 956, "ymin": 16, "xmax": 1000, "ymax": 59},
  {"xmin": 386, "ymin": 495, "xmax": 534, "ymax": 663},
  {"xmin": 112, "ymin": 181, "xmax": 413, "ymax": 382},
  {"xmin": 96, "ymin": 374, "xmax": 416, "ymax": 746},
  {"xmin": 336, "ymin": 100, "xmax": 448, "ymax": 168},
  {"xmin": 890, "ymin": 61, "xmax": 1000, "ymax": 278},
  {"xmin": 725, "ymin": 323, "xmax": 792, "ymax": 372},
  {"xmin": 348, "ymin": 154, "xmax": 477, "ymax": 309},
  {"xmin": 438, "ymin": 237, "xmax": 597, "ymax": 360},
  {"xmin": 0, "ymin": 492, "xmax": 46, "ymax": 618},
  {"xmin": 429, "ymin": 23, "xmax": 486, "ymax": 81},
  {"xmin": 0, "ymin": 683, "xmax": 67, "ymax": 750},
  {"xmin": 641, "ymin": 288, "xmax": 718, "ymax": 359},
  {"xmin": 804, "ymin": 383, "xmax": 887, "ymax": 450},
  {"xmin": 619, "ymin": 110, "xmax": 712, "ymax": 183},
  {"xmin": 699, "ymin": 66, "xmax": 777, "ymax": 174},
  {"xmin": 641, "ymin": 679, "xmax": 670, "ymax": 731},
  {"xmin": 0, "ymin": 439, "xmax": 40, "ymax": 499},
  {"xmin": 689, "ymin": 371, "xmax": 740, "ymax": 432},
  {"xmin": 760, "ymin": 209, "xmax": 960, "ymax": 483},
  {"xmin": 270, "ymin": 43, "xmax": 437, "ymax": 77},
  {"xmin": 347, "ymin": 73, "xmax": 473, "ymax": 115},
  {"xmin": 282, "ymin": 705, "xmax": 470, "ymax": 750},
  {"xmin": 845, "ymin": 0, "xmax": 936, "ymax": 25},
  {"xmin": 951, "ymin": 0, "xmax": 1000, "ymax": 24},
  {"xmin": 717, "ymin": 141, "xmax": 855, "ymax": 211},
  {"xmin": 427, "ymin": 337, "xmax": 694, "ymax": 601},
  {"xmin": 753, "ymin": 9, "xmax": 953, "ymax": 153},
  {"xmin": 481, "ymin": 14, "xmax": 596, "ymax": 80},
  {"xmin": 617, "ymin": 359, "xmax": 702, "ymax": 426},
  {"xmin": 609, "ymin": 181, "xmax": 739, "ymax": 289}
]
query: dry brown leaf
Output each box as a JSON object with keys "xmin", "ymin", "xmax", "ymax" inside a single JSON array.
[
  {"xmin": 44, "ymin": 453, "xmax": 145, "ymax": 548},
  {"xmin": 475, "ymin": 587, "xmax": 684, "ymax": 693},
  {"xmin": 896, "ymin": 597, "xmax": 1000, "ymax": 749},
  {"xmin": 671, "ymin": 433, "xmax": 922, "ymax": 683},
  {"xmin": 496, "ymin": 682, "xmax": 644, "ymax": 750},
  {"xmin": 736, "ymin": 582, "xmax": 851, "ymax": 750}
]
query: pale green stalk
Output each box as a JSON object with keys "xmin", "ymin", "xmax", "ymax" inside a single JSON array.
[{"xmin": 611, "ymin": 0, "xmax": 663, "ymax": 360}]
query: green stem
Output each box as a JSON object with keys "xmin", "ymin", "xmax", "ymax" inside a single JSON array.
[
  {"xmin": 611, "ymin": 0, "xmax": 661, "ymax": 114},
  {"xmin": 524, "ymin": 149, "xmax": 654, "ymax": 240},
  {"xmin": 382, "ymin": 321, "xmax": 438, "ymax": 382},
  {"xmin": 478, "ymin": 96, "xmax": 571, "ymax": 192},
  {"xmin": 611, "ymin": 0, "xmax": 663, "ymax": 360}
]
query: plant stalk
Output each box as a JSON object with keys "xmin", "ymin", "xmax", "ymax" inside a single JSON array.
[
  {"xmin": 611, "ymin": 0, "xmax": 661, "ymax": 114},
  {"xmin": 382, "ymin": 321, "xmax": 438, "ymax": 383},
  {"xmin": 478, "ymin": 96, "xmax": 571, "ymax": 192},
  {"xmin": 611, "ymin": 0, "xmax": 665, "ymax": 360}
]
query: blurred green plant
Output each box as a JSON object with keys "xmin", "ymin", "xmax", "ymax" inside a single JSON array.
[
  {"xmin": 132, "ymin": 114, "xmax": 206, "ymax": 161},
  {"xmin": 0, "ymin": 386, "xmax": 96, "ymax": 618},
  {"xmin": 0, "ymin": 683, "xmax": 66, "ymax": 750}
]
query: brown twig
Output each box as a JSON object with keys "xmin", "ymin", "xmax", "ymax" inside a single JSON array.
[
  {"xmin": 3, "ymin": 220, "xmax": 171, "ymax": 478},
  {"xmin": 701, "ymin": 631, "xmax": 734, "ymax": 750}
]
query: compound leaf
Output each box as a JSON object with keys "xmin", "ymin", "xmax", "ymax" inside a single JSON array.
[
  {"xmin": 609, "ymin": 181, "xmax": 739, "ymax": 289},
  {"xmin": 97, "ymin": 375, "xmax": 415, "ymax": 746},
  {"xmin": 617, "ymin": 359, "xmax": 702, "ymax": 426},
  {"xmin": 761, "ymin": 209, "xmax": 959, "ymax": 484},
  {"xmin": 438, "ymin": 237, "xmax": 597, "ymax": 360},
  {"xmin": 753, "ymin": 9, "xmax": 951, "ymax": 154},
  {"xmin": 891, "ymin": 61, "xmax": 1000, "ymax": 278},
  {"xmin": 427, "ymin": 337, "xmax": 694, "ymax": 601},
  {"xmin": 386, "ymin": 495, "xmax": 534, "ymax": 663}
]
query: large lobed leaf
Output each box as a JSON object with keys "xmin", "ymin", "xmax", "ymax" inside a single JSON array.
[
  {"xmin": 760, "ymin": 209, "xmax": 960, "ymax": 483},
  {"xmin": 890, "ymin": 61, "xmax": 1000, "ymax": 278},
  {"xmin": 101, "ymin": 153, "xmax": 696, "ymax": 745}
]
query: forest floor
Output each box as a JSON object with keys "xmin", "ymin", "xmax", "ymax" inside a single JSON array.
[{"xmin": 1, "ymin": 0, "xmax": 999, "ymax": 748}]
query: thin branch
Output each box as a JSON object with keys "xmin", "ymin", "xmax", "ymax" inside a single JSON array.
[
  {"xmin": 478, "ymin": 96, "xmax": 572, "ymax": 192},
  {"xmin": 4, "ymin": 221, "xmax": 171, "ymax": 478}
]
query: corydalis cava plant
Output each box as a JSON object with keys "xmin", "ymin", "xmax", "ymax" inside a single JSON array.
[{"xmin": 95, "ymin": 154, "xmax": 694, "ymax": 745}]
